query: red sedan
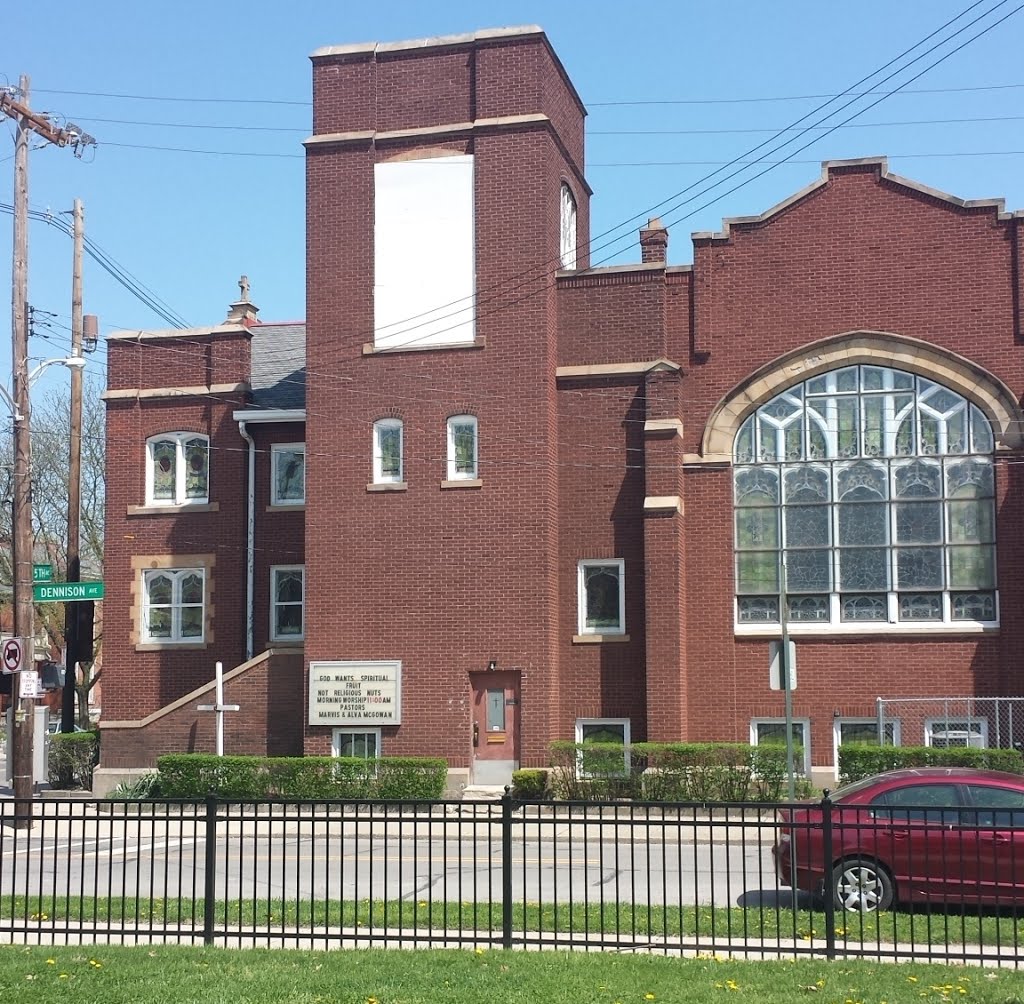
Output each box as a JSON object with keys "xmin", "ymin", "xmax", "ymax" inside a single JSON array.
[{"xmin": 773, "ymin": 767, "xmax": 1024, "ymax": 912}]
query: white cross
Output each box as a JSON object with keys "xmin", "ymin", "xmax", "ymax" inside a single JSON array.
[{"xmin": 197, "ymin": 661, "xmax": 240, "ymax": 756}]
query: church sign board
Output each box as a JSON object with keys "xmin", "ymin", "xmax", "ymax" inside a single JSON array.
[{"xmin": 308, "ymin": 660, "xmax": 402, "ymax": 726}]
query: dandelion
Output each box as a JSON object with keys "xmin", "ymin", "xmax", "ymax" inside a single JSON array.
[
  {"xmin": 59, "ymin": 974, "xmax": 68, "ymax": 979},
  {"xmin": 816, "ymin": 979, "xmax": 826, "ymax": 988},
  {"xmin": 725, "ymin": 980, "xmax": 739, "ymax": 991},
  {"xmin": 645, "ymin": 995, "xmax": 656, "ymax": 1001},
  {"xmin": 475, "ymin": 948, "xmax": 484, "ymax": 956},
  {"xmin": 906, "ymin": 977, "xmax": 918, "ymax": 983},
  {"xmin": 46, "ymin": 959, "xmax": 55, "ymax": 965}
]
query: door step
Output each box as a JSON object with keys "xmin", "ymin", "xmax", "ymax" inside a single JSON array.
[{"xmin": 460, "ymin": 784, "xmax": 507, "ymax": 801}]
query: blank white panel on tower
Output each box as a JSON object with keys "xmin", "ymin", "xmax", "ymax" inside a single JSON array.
[{"xmin": 374, "ymin": 155, "xmax": 475, "ymax": 349}]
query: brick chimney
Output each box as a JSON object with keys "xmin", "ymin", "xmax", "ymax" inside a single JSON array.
[
  {"xmin": 639, "ymin": 218, "xmax": 668, "ymax": 264},
  {"xmin": 226, "ymin": 273, "xmax": 260, "ymax": 325}
]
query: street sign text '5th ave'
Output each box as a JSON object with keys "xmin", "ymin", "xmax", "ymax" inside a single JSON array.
[{"xmin": 33, "ymin": 581, "xmax": 104, "ymax": 603}]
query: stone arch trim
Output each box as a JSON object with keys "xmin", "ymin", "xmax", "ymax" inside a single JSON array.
[{"xmin": 700, "ymin": 331, "xmax": 1024, "ymax": 459}]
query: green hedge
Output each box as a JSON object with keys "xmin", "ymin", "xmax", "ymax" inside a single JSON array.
[
  {"xmin": 838, "ymin": 743, "xmax": 1024, "ymax": 785},
  {"xmin": 48, "ymin": 731, "xmax": 99, "ymax": 790},
  {"xmin": 153, "ymin": 754, "xmax": 447, "ymax": 800},
  {"xmin": 511, "ymin": 769, "xmax": 549, "ymax": 799},
  {"xmin": 548, "ymin": 741, "xmax": 807, "ymax": 803}
]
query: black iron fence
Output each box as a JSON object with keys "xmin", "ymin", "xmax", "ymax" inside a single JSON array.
[{"xmin": 0, "ymin": 794, "xmax": 1021, "ymax": 964}]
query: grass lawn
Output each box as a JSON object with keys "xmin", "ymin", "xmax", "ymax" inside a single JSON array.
[
  {"xmin": 3, "ymin": 896, "xmax": 1024, "ymax": 950},
  {"xmin": 1, "ymin": 945, "xmax": 1023, "ymax": 1004}
]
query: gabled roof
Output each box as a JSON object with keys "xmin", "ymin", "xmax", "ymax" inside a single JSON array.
[
  {"xmin": 250, "ymin": 321, "xmax": 306, "ymax": 410},
  {"xmin": 691, "ymin": 157, "xmax": 1023, "ymax": 243}
]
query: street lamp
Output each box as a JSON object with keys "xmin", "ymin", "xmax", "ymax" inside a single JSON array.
[{"xmin": 4, "ymin": 353, "xmax": 86, "ymax": 825}]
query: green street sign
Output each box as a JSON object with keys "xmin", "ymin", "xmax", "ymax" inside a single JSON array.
[
  {"xmin": 32, "ymin": 564, "xmax": 53, "ymax": 582},
  {"xmin": 33, "ymin": 581, "xmax": 104, "ymax": 603}
]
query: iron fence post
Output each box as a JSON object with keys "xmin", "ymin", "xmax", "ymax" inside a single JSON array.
[
  {"xmin": 821, "ymin": 793, "xmax": 836, "ymax": 961},
  {"xmin": 501, "ymin": 788, "xmax": 513, "ymax": 949},
  {"xmin": 203, "ymin": 795, "xmax": 218, "ymax": 946}
]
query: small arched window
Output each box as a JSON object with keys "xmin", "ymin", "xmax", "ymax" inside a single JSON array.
[
  {"xmin": 446, "ymin": 415, "xmax": 478, "ymax": 480},
  {"xmin": 733, "ymin": 365, "xmax": 996, "ymax": 628},
  {"xmin": 559, "ymin": 183, "xmax": 577, "ymax": 270},
  {"xmin": 373, "ymin": 419, "xmax": 404, "ymax": 484},
  {"xmin": 146, "ymin": 433, "xmax": 209, "ymax": 506}
]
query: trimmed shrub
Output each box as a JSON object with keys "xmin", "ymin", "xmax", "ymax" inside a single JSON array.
[
  {"xmin": 549, "ymin": 741, "xmax": 641, "ymax": 801},
  {"xmin": 511, "ymin": 769, "xmax": 549, "ymax": 800},
  {"xmin": 152, "ymin": 753, "xmax": 447, "ymax": 800},
  {"xmin": 838, "ymin": 743, "xmax": 1024, "ymax": 785},
  {"xmin": 48, "ymin": 731, "xmax": 99, "ymax": 790}
]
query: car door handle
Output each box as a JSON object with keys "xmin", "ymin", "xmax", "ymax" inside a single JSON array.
[
  {"xmin": 889, "ymin": 829, "xmax": 910, "ymax": 840},
  {"xmin": 982, "ymin": 833, "xmax": 1010, "ymax": 844}
]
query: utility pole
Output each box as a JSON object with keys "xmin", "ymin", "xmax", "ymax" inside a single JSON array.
[
  {"xmin": 2, "ymin": 77, "xmax": 92, "ymax": 821},
  {"xmin": 61, "ymin": 199, "xmax": 84, "ymax": 733}
]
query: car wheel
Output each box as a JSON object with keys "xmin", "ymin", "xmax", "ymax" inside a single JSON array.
[{"xmin": 831, "ymin": 858, "xmax": 894, "ymax": 913}]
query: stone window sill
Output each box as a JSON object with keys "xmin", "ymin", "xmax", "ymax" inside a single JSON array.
[
  {"xmin": 266, "ymin": 503, "xmax": 306, "ymax": 512},
  {"xmin": 363, "ymin": 337, "xmax": 486, "ymax": 356},
  {"xmin": 572, "ymin": 633, "xmax": 631, "ymax": 644},
  {"xmin": 441, "ymin": 479, "xmax": 482, "ymax": 489},
  {"xmin": 734, "ymin": 623, "xmax": 998, "ymax": 637},
  {"xmin": 367, "ymin": 482, "xmax": 408, "ymax": 492},
  {"xmin": 269, "ymin": 637, "xmax": 304, "ymax": 647},
  {"xmin": 135, "ymin": 641, "xmax": 209, "ymax": 652},
  {"xmin": 127, "ymin": 502, "xmax": 219, "ymax": 516}
]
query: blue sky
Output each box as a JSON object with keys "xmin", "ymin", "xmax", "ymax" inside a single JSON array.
[{"xmin": 2, "ymin": 1, "xmax": 1022, "ymax": 391}]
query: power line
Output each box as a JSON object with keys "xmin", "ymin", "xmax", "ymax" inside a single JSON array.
[
  {"xmin": 589, "ymin": 114, "xmax": 1024, "ymax": 135},
  {"xmin": 30, "ymin": 80, "xmax": 1024, "ymax": 108}
]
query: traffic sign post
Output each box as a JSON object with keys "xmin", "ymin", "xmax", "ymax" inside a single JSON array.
[
  {"xmin": 2, "ymin": 637, "xmax": 25, "ymax": 674},
  {"xmin": 33, "ymin": 581, "xmax": 103, "ymax": 603}
]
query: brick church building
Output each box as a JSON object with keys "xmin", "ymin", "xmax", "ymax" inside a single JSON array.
[{"xmin": 96, "ymin": 26, "xmax": 1024, "ymax": 793}]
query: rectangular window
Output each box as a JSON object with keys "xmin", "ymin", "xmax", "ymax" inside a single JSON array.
[
  {"xmin": 333, "ymin": 729, "xmax": 380, "ymax": 760},
  {"xmin": 577, "ymin": 559, "xmax": 625, "ymax": 635},
  {"xmin": 575, "ymin": 718, "xmax": 630, "ymax": 778},
  {"xmin": 146, "ymin": 433, "xmax": 209, "ymax": 506},
  {"xmin": 447, "ymin": 415, "xmax": 478, "ymax": 480},
  {"xmin": 486, "ymin": 689, "xmax": 506, "ymax": 732},
  {"xmin": 142, "ymin": 568, "xmax": 205, "ymax": 643},
  {"xmin": 270, "ymin": 566, "xmax": 304, "ymax": 641},
  {"xmin": 271, "ymin": 444, "xmax": 305, "ymax": 505},
  {"xmin": 750, "ymin": 718, "xmax": 810, "ymax": 775},
  {"xmin": 834, "ymin": 718, "xmax": 900, "ymax": 768},
  {"xmin": 925, "ymin": 718, "xmax": 988, "ymax": 749},
  {"xmin": 374, "ymin": 155, "xmax": 475, "ymax": 349},
  {"xmin": 373, "ymin": 419, "xmax": 404, "ymax": 484}
]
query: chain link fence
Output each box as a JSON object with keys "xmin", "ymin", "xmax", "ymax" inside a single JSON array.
[{"xmin": 876, "ymin": 696, "xmax": 1024, "ymax": 752}]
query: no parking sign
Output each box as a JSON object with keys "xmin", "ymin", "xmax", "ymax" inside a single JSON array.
[{"xmin": 1, "ymin": 637, "xmax": 25, "ymax": 675}]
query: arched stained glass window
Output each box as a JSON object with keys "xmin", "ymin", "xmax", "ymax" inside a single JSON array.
[{"xmin": 733, "ymin": 365, "xmax": 997, "ymax": 627}]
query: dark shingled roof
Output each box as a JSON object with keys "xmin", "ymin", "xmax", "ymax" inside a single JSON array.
[{"xmin": 249, "ymin": 322, "xmax": 306, "ymax": 410}]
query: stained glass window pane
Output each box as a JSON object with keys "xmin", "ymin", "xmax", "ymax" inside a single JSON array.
[
  {"xmin": 971, "ymin": 406, "xmax": 994, "ymax": 453},
  {"xmin": 837, "ymin": 397, "xmax": 858, "ymax": 457},
  {"xmin": 738, "ymin": 596, "xmax": 779, "ymax": 622},
  {"xmin": 946, "ymin": 459, "xmax": 994, "ymax": 499},
  {"xmin": 838, "ymin": 548, "xmax": 888, "ymax": 591},
  {"xmin": 737, "ymin": 553, "xmax": 779, "ymax": 593},
  {"xmin": 452, "ymin": 420, "xmax": 477, "ymax": 475},
  {"xmin": 584, "ymin": 566, "xmax": 621, "ymax": 629},
  {"xmin": 946, "ymin": 409, "xmax": 967, "ymax": 454},
  {"xmin": 276, "ymin": 571, "xmax": 303, "ymax": 603},
  {"xmin": 151, "ymin": 441, "xmax": 176, "ymax": 500},
  {"xmin": 948, "ymin": 500, "xmax": 994, "ymax": 543},
  {"xmin": 949, "ymin": 546, "xmax": 995, "ymax": 589},
  {"xmin": 787, "ymin": 595, "xmax": 828, "ymax": 621},
  {"xmin": 734, "ymin": 467, "xmax": 779, "ymax": 506},
  {"xmin": 784, "ymin": 506, "xmax": 830, "ymax": 547},
  {"xmin": 185, "ymin": 438, "xmax": 209, "ymax": 499},
  {"xmin": 863, "ymin": 396, "xmax": 884, "ymax": 457},
  {"xmin": 785, "ymin": 549, "xmax": 830, "ymax": 592},
  {"xmin": 838, "ymin": 502, "xmax": 887, "ymax": 546},
  {"xmin": 276, "ymin": 604, "xmax": 303, "ymax": 636},
  {"xmin": 899, "ymin": 593, "xmax": 942, "ymax": 621},
  {"xmin": 147, "ymin": 574, "xmax": 172, "ymax": 605},
  {"xmin": 180, "ymin": 607, "xmax": 203, "ymax": 637},
  {"xmin": 894, "ymin": 460, "xmax": 941, "ymax": 498},
  {"xmin": 379, "ymin": 425, "xmax": 401, "ymax": 478},
  {"xmin": 952, "ymin": 592, "xmax": 995, "ymax": 621},
  {"xmin": 895, "ymin": 502, "xmax": 942, "ymax": 544},
  {"xmin": 896, "ymin": 547, "xmax": 943, "ymax": 589},
  {"xmin": 736, "ymin": 509, "xmax": 778, "ymax": 549},
  {"xmin": 275, "ymin": 449, "xmax": 305, "ymax": 502},
  {"xmin": 784, "ymin": 466, "xmax": 830, "ymax": 502},
  {"xmin": 147, "ymin": 608, "xmax": 171, "ymax": 637},
  {"xmin": 841, "ymin": 595, "xmax": 887, "ymax": 621},
  {"xmin": 835, "ymin": 368, "xmax": 857, "ymax": 392},
  {"xmin": 180, "ymin": 574, "xmax": 204, "ymax": 604},
  {"xmin": 862, "ymin": 366, "xmax": 884, "ymax": 391},
  {"xmin": 735, "ymin": 418, "xmax": 755, "ymax": 463}
]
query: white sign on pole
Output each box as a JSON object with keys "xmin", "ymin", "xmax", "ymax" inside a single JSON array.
[
  {"xmin": 19, "ymin": 669, "xmax": 42, "ymax": 699},
  {"xmin": 1, "ymin": 637, "xmax": 24, "ymax": 675},
  {"xmin": 308, "ymin": 660, "xmax": 402, "ymax": 726},
  {"xmin": 769, "ymin": 639, "xmax": 797, "ymax": 691}
]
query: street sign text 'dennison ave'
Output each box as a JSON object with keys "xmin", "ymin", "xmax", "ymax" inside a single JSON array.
[{"xmin": 33, "ymin": 581, "xmax": 104, "ymax": 603}]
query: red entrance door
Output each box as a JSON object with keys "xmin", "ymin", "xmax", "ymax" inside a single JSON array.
[{"xmin": 470, "ymin": 671, "xmax": 520, "ymax": 781}]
